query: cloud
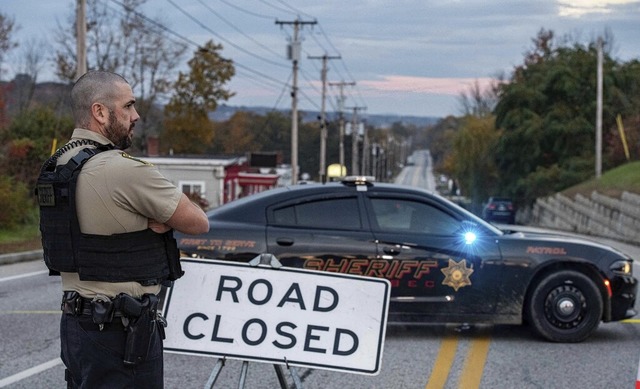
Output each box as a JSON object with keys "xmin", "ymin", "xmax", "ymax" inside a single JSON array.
[
  {"xmin": 557, "ymin": 0, "xmax": 637, "ymax": 17},
  {"xmin": 359, "ymin": 75, "xmax": 498, "ymax": 96}
]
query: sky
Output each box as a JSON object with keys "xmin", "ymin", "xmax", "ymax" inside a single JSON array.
[{"xmin": 2, "ymin": 0, "xmax": 640, "ymax": 118}]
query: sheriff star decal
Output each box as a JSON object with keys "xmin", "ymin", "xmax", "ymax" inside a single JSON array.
[{"xmin": 441, "ymin": 258, "xmax": 474, "ymax": 291}]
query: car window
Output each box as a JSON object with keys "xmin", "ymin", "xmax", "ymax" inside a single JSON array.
[
  {"xmin": 272, "ymin": 197, "xmax": 361, "ymax": 230},
  {"xmin": 370, "ymin": 198, "xmax": 460, "ymax": 235}
]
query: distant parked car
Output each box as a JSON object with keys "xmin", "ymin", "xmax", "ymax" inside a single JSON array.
[{"xmin": 482, "ymin": 197, "xmax": 515, "ymax": 224}]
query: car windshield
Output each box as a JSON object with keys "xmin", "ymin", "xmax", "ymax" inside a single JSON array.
[{"xmin": 439, "ymin": 194, "xmax": 504, "ymax": 236}]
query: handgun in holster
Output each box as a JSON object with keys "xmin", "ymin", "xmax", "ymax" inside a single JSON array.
[{"xmin": 120, "ymin": 293, "xmax": 162, "ymax": 365}]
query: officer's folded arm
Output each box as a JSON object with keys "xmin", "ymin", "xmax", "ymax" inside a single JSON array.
[{"xmin": 163, "ymin": 193, "xmax": 209, "ymax": 235}]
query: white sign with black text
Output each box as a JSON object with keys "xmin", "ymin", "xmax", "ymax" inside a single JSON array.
[{"xmin": 162, "ymin": 258, "xmax": 391, "ymax": 375}]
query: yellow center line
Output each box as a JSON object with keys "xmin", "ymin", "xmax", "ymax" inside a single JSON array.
[
  {"xmin": 622, "ymin": 319, "xmax": 640, "ymax": 323},
  {"xmin": 458, "ymin": 336, "xmax": 491, "ymax": 389},
  {"xmin": 425, "ymin": 334, "xmax": 459, "ymax": 389}
]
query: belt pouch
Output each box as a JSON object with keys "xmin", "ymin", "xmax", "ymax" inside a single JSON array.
[
  {"xmin": 164, "ymin": 232, "xmax": 184, "ymax": 281},
  {"xmin": 91, "ymin": 296, "xmax": 114, "ymax": 325}
]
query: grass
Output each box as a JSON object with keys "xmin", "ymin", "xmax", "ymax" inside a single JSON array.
[
  {"xmin": 562, "ymin": 161, "xmax": 640, "ymax": 199},
  {"xmin": 0, "ymin": 222, "xmax": 42, "ymax": 254}
]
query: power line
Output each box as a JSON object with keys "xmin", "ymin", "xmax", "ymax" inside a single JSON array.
[
  {"xmin": 216, "ymin": 0, "xmax": 277, "ymax": 20},
  {"xmin": 111, "ymin": 0, "xmax": 363, "ymax": 121},
  {"xmin": 109, "ymin": 0, "xmax": 201, "ymax": 48},
  {"xmin": 258, "ymin": 0, "xmax": 298, "ymax": 16},
  {"xmin": 196, "ymin": 0, "xmax": 282, "ymax": 59},
  {"xmin": 273, "ymin": 0, "xmax": 316, "ymax": 20},
  {"xmin": 108, "ymin": 0, "xmax": 288, "ymax": 93},
  {"xmin": 166, "ymin": 0, "xmax": 288, "ymax": 69}
]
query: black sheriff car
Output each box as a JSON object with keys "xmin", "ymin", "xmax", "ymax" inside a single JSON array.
[{"xmin": 176, "ymin": 177, "xmax": 637, "ymax": 343}]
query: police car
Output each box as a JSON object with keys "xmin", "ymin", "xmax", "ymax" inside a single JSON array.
[{"xmin": 176, "ymin": 177, "xmax": 637, "ymax": 343}]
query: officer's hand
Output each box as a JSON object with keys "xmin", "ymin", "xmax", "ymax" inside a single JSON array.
[{"xmin": 148, "ymin": 219, "xmax": 171, "ymax": 234}]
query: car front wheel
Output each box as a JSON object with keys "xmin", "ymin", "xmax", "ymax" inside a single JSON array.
[{"xmin": 527, "ymin": 270, "xmax": 603, "ymax": 343}]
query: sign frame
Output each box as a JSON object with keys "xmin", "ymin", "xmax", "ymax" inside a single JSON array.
[{"xmin": 162, "ymin": 258, "xmax": 391, "ymax": 375}]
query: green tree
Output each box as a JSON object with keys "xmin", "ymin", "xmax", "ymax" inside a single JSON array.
[
  {"xmin": 0, "ymin": 107, "xmax": 73, "ymax": 189},
  {"xmin": 423, "ymin": 116, "xmax": 460, "ymax": 176},
  {"xmin": 493, "ymin": 29, "xmax": 639, "ymax": 205},
  {"xmin": 0, "ymin": 106, "xmax": 73, "ymax": 228},
  {"xmin": 253, "ymin": 111, "xmax": 291, "ymax": 155},
  {"xmin": 162, "ymin": 41, "xmax": 234, "ymax": 154},
  {"xmin": 211, "ymin": 111, "xmax": 257, "ymax": 154},
  {"xmin": 606, "ymin": 59, "xmax": 640, "ymax": 165},
  {"xmin": 298, "ymin": 118, "xmax": 321, "ymax": 179},
  {"xmin": 450, "ymin": 115, "xmax": 501, "ymax": 213},
  {"xmin": 0, "ymin": 175, "xmax": 31, "ymax": 228}
]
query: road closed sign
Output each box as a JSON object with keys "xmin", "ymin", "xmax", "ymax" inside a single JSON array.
[{"xmin": 162, "ymin": 258, "xmax": 391, "ymax": 375}]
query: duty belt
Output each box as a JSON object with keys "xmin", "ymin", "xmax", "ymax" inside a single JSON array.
[
  {"xmin": 61, "ymin": 291, "xmax": 166, "ymax": 364},
  {"xmin": 61, "ymin": 291, "xmax": 123, "ymax": 317}
]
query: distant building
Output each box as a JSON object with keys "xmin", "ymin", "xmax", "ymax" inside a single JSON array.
[{"xmin": 144, "ymin": 143, "xmax": 288, "ymax": 209}]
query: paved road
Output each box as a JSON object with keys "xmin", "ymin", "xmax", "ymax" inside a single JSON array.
[
  {"xmin": 1, "ymin": 149, "xmax": 638, "ymax": 388},
  {"xmin": 395, "ymin": 150, "xmax": 437, "ymax": 191},
  {"xmin": 1, "ymin": 261, "xmax": 638, "ymax": 388}
]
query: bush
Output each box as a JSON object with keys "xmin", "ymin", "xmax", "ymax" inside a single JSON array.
[{"xmin": 0, "ymin": 175, "xmax": 34, "ymax": 229}]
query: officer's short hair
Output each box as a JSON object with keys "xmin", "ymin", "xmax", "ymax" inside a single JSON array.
[{"xmin": 71, "ymin": 71, "xmax": 129, "ymax": 128}]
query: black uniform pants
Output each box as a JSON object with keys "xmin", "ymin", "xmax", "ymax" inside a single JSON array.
[{"xmin": 60, "ymin": 313, "xmax": 164, "ymax": 389}]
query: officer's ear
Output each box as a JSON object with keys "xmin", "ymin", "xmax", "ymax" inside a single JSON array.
[{"xmin": 91, "ymin": 103, "xmax": 108, "ymax": 125}]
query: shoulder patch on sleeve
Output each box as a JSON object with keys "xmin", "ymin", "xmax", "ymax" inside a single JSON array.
[{"xmin": 120, "ymin": 152, "xmax": 154, "ymax": 166}]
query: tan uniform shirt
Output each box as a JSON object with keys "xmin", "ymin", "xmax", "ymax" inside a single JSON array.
[{"xmin": 57, "ymin": 129, "xmax": 183, "ymax": 298}]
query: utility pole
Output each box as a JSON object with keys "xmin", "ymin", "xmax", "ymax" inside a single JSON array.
[
  {"xmin": 75, "ymin": 0, "xmax": 87, "ymax": 80},
  {"xmin": 309, "ymin": 54, "xmax": 340, "ymax": 182},
  {"xmin": 276, "ymin": 18, "xmax": 317, "ymax": 184},
  {"xmin": 361, "ymin": 117, "xmax": 369, "ymax": 176},
  {"xmin": 596, "ymin": 36, "xmax": 603, "ymax": 179},
  {"xmin": 329, "ymin": 81, "xmax": 355, "ymax": 172},
  {"xmin": 347, "ymin": 106, "xmax": 366, "ymax": 175}
]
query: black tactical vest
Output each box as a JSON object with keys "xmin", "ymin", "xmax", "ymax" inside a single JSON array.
[{"xmin": 36, "ymin": 140, "xmax": 183, "ymax": 285}]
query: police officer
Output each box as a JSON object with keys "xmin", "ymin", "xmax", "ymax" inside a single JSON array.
[{"xmin": 40, "ymin": 70, "xmax": 209, "ymax": 388}]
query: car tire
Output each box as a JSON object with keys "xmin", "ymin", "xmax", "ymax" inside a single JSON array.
[{"xmin": 527, "ymin": 270, "xmax": 603, "ymax": 343}]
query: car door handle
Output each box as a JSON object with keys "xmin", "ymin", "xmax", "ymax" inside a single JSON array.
[
  {"xmin": 276, "ymin": 238, "xmax": 294, "ymax": 246},
  {"xmin": 383, "ymin": 246, "xmax": 400, "ymax": 255}
]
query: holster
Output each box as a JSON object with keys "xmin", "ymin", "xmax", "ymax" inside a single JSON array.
[{"xmin": 120, "ymin": 293, "xmax": 162, "ymax": 365}]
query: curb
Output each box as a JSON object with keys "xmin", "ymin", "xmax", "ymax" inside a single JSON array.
[{"xmin": 0, "ymin": 249, "xmax": 43, "ymax": 266}]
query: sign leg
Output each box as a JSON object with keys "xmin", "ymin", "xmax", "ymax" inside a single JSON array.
[
  {"xmin": 237, "ymin": 361, "xmax": 249, "ymax": 389},
  {"xmin": 274, "ymin": 364, "xmax": 289, "ymax": 388},
  {"xmin": 204, "ymin": 358, "xmax": 225, "ymax": 389}
]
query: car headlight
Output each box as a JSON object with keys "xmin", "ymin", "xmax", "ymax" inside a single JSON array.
[{"xmin": 610, "ymin": 260, "xmax": 632, "ymax": 275}]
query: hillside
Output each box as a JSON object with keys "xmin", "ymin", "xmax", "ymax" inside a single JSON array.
[
  {"xmin": 562, "ymin": 161, "xmax": 640, "ymax": 198},
  {"xmin": 211, "ymin": 104, "xmax": 440, "ymax": 128}
]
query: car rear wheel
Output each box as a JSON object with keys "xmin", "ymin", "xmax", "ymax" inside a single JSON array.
[{"xmin": 527, "ymin": 270, "xmax": 603, "ymax": 343}]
